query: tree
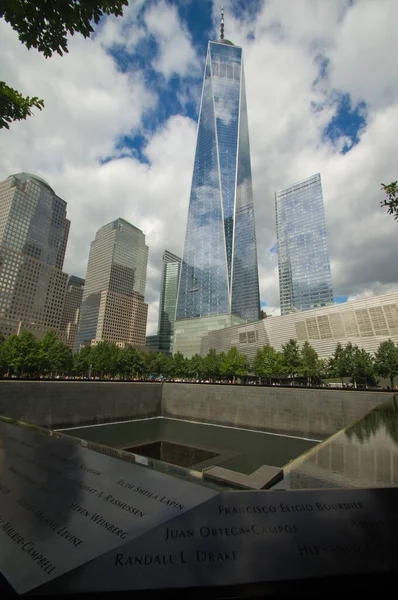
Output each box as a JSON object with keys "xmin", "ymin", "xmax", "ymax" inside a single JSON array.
[
  {"xmin": 329, "ymin": 342, "xmax": 347, "ymax": 382},
  {"xmin": 0, "ymin": 0, "xmax": 128, "ymax": 128},
  {"xmin": 202, "ymin": 348, "xmax": 222, "ymax": 382},
  {"xmin": 73, "ymin": 345, "xmax": 92, "ymax": 377},
  {"xmin": 220, "ymin": 347, "xmax": 249, "ymax": 382},
  {"xmin": 355, "ymin": 348, "xmax": 374, "ymax": 388},
  {"xmin": 0, "ymin": 81, "xmax": 44, "ymax": 130},
  {"xmin": 168, "ymin": 352, "xmax": 188, "ymax": 379},
  {"xmin": 381, "ymin": 181, "xmax": 398, "ymax": 222},
  {"xmin": 90, "ymin": 341, "xmax": 120, "ymax": 378},
  {"xmin": 2, "ymin": 331, "xmax": 39, "ymax": 376},
  {"xmin": 121, "ymin": 345, "xmax": 145, "ymax": 379},
  {"xmin": 188, "ymin": 354, "xmax": 204, "ymax": 380},
  {"xmin": 374, "ymin": 339, "xmax": 398, "ymax": 389},
  {"xmin": 342, "ymin": 342, "xmax": 360, "ymax": 388},
  {"xmin": 253, "ymin": 345, "xmax": 281, "ymax": 385},
  {"xmin": 281, "ymin": 339, "xmax": 301, "ymax": 384},
  {"xmin": 37, "ymin": 330, "xmax": 72, "ymax": 376},
  {"xmin": 300, "ymin": 341, "xmax": 320, "ymax": 386},
  {"xmin": 0, "ymin": 336, "xmax": 6, "ymax": 375}
]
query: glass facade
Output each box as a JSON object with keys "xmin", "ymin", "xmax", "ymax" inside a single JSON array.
[
  {"xmin": 157, "ymin": 250, "xmax": 181, "ymax": 354},
  {"xmin": 60, "ymin": 275, "xmax": 85, "ymax": 348},
  {"xmin": 75, "ymin": 219, "xmax": 148, "ymax": 350},
  {"xmin": 0, "ymin": 173, "xmax": 69, "ymax": 339},
  {"xmin": 275, "ymin": 173, "xmax": 334, "ymax": 315},
  {"xmin": 176, "ymin": 39, "xmax": 260, "ymax": 323}
]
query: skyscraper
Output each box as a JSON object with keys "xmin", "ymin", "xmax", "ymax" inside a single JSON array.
[
  {"xmin": 75, "ymin": 218, "xmax": 148, "ymax": 349},
  {"xmin": 157, "ymin": 250, "xmax": 181, "ymax": 354},
  {"xmin": 174, "ymin": 13, "xmax": 260, "ymax": 356},
  {"xmin": 0, "ymin": 173, "xmax": 69, "ymax": 339},
  {"xmin": 60, "ymin": 275, "xmax": 85, "ymax": 348},
  {"xmin": 275, "ymin": 173, "xmax": 334, "ymax": 315}
]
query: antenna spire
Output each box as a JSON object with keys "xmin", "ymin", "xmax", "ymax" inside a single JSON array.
[{"xmin": 220, "ymin": 6, "xmax": 224, "ymax": 40}]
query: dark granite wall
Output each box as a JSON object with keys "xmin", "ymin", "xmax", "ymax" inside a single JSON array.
[
  {"xmin": 0, "ymin": 381, "xmax": 392, "ymax": 438},
  {"xmin": 0, "ymin": 381, "xmax": 162, "ymax": 429},
  {"xmin": 162, "ymin": 384, "xmax": 391, "ymax": 439}
]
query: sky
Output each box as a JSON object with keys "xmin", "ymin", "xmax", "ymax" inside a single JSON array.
[{"xmin": 0, "ymin": 0, "xmax": 398, "ymax": 335}]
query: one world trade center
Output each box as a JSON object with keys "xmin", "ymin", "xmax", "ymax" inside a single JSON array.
[{"xmin": 175, "ymin": 11, "xmax": 260, "ymax": 356}]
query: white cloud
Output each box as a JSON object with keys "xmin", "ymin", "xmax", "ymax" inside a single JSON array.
[
  {"xmin": 145, "ymin": 0, "xmax": 200, "ymax": 78},
  {"xmin": 1, "ymin": 0, "xmax": 398, "ymax": 339}
]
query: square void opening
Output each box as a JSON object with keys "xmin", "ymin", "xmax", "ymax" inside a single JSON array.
[{"xmin": 125, "ymin": 440, "xmax": 219, "ymax": 468}]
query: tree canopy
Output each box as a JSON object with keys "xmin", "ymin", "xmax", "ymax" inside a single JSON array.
[
  {"xmin": 374, "ymin": 339, "xmax": 398, "ymax": 389},
  {"xmin": 0, "ymin": 0, "xmax": 128, "ymax": 129},
  {"xmin": 381, "ymin": 181, "xmax": 398, "ymax": 222},
  {"xmin": 0, "ymin": 331, "xmax": 396, "ymax": 388}
]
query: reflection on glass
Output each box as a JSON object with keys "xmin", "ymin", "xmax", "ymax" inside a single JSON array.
[
  {"xmin": 177, "ymin": 40, "xmax": 260, "ymax": 322},
  {"xmin": 275, "ymin": 174, "xmax": 334, "ymax": 315}
]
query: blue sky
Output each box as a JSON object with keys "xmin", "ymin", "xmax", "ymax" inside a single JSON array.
[
  {"xmin": 104, "ymin": 1, "xmax": 367, "ymax": 164},
  {"xmin": 1, "ymin": 0, "xmax": 398, "ymax": 334}
]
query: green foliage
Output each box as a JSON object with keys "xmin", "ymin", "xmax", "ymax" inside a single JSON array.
[
  {"xmin": 168, "ymin": 352, "xmax": 188, "ymax": 379},
  {"xmin": 2, "ymin": 331, "xmax": 39, "ymax": 376},
  {"xmin": 0, "ymin": 336, "xmax": 6, "ymax": 373},
  {"xmin": 73, "ymin": 345, "xmax": 92, "ymax": 376},
  {"xmin": 1, "ymin": 329, "xmax": 396, "ymax": 389},
  {"xmin": 220, "ymin": 347, "xmax": 249, "ymax": 381},
  {"xmin": 381, "ymin": 181, "xmax": 398, "ymax": 222},
  {"xmin": 300, "ymin": 341, "xmax": 321, "ymax": 386},
  {"xmin": 201, "ymin": 348, "xmax": 222, "ymax": 381},
  {"xmin": 329, "ymin": 342, "xmax": 347, "ymax": 380},
  {"xmin": 38, "ymin": 330, "xmax": 72, "ymax": 375},
  {"xmin": 188, "ymin": 354, "xmax": 204, "ymax": 379},
  {"xmin": 1, "ymin": 0, "xmax": 128, "ymax": 57},
  {"xmin": 281, "ymin": 339, "xmax": 301, "ymax": 382},
  {"xmin": 120, "ymin": 345, "xmax": 145, "ymax": 379},
  {"xmin": 329, "ymin": 342, "xmax": 375, "ymax": 387},
  {"xmin": 90, "ymin": 341, "xmax": 121, "ymax": 377},
  {"xmin": 0, "ymin": 0, "xmax": 127, "ymax": 128},
  {"xmin": 374, "ymin": 339, "xmax": 398, "ymax": 388},
  {"xmin": 253, "ymin": 345, "xmax": 282, "ymax": 384},
  {"xmin": 0, "ymin": 81, "xmax": 44, "ymax": 129}
]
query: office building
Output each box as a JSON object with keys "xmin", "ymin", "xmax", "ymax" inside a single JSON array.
[
  {"xmin": 275, "ymin": 173, "xmax": 334, "ymax": 315},
  {"xmin": 174, "ymin": 14, "xmax": 260, "ymax": 356},
  {"xmin": 157, "ymin": 250, "xmax": 181, "ymax": 354},
  {"xmin": 0, "ymin": 173, "xmax": 69, "ymax": 339},
  {"xmin": 145, "ymin": 334, "xmax": 159, "ymax": 352},
  {"xmin": 60, "ymin": 275, "xmax": 85, "ymax": 348},
  {"xmin": 75, "ymin": 218, "xmax": 148, "ymax": 349},
  {"xmin": 201, "ymin": 291, "xmax": 398, "ymax": 362}
]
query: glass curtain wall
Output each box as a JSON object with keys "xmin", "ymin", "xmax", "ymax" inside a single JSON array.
[
  {"xmin": 275, "ymin": 173, "xmax": 334, "ymax": 314},
  {"xmin": 176, "ymin": 39, "xmax": 260, "ymax": 322}
]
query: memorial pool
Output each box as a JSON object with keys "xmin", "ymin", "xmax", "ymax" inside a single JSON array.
[{"xmin": 59, "ymin": 418, "xmax": 320, "ymax": 476}]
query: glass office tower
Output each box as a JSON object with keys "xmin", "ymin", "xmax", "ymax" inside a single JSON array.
[
  {"xmin": 176, "ymin": 33, "xmax": 260, "ymax": 323},
  {"xmin": 0, "ymin": 173, "xmax": 69, "ymax": 339},
  {"xmin": 158, "ymin": 250, "xmax": 181, "ymax": 354},
  {"xmin": 75, "ymin": 219, "xmax": 148, "ymax": 349},
  {"xmin": 275, "ymin": 173, "xmax": 334, "ymax": 315},
  {"xmin": 60, "ymin": 275, "xmax": 85, "ymax": 348}
]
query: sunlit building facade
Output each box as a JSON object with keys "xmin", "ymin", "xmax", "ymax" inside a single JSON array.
[
  {"xmin": 174, "ymin": 29, "xmax": 260, "ymax": 356},
  {"xmin": 201, "ymin": 292, "xmax": 398, "ymax": 363},
  {"xmin": 275, "ymin": 173, "xmax": 334, "ymax": 315},
  {"xmin": 0, "ymin": 173, "xmax": 69, "ymax": 339},
  {"xmin": 158, "ymin": 250, "xmax": 181, "ymax": 354},
  {"xmin": 75, "ymin": 218, "xmax": 148, "ymax": 350}
]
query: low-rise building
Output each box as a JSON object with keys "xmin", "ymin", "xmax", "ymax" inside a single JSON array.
[{"xmin": 200, "ymin": 292, "xmax": 398, "ymax": 361}]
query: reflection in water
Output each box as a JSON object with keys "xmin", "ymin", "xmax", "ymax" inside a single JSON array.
[
  {"xmin": 275, "ymin": 395, "xmax": 398, "ymax": 490},
  {"xmin": 346, "ymin": 397, "xmax": 398, "ymax": 445}
]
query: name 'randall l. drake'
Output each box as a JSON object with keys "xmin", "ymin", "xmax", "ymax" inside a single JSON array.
[{"xmin": 115, "ymin": 550, "xmax": 238, "ymax": 566}]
